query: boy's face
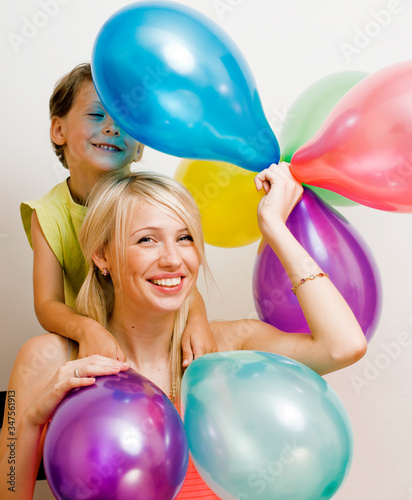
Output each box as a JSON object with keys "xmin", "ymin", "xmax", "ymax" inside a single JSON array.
[{"xmin": 52, "ymin": 81, "xmax": 140, "ymax": 174}]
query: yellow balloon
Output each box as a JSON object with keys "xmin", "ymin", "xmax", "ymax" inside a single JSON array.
[{"xmin": 174, "ymin": 159, "xmax": 263, "ymax": 247}]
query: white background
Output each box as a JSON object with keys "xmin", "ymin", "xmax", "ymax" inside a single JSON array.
[{"xmin": 1, "ymin": 1, "xmax": 412, "ymax": 499}]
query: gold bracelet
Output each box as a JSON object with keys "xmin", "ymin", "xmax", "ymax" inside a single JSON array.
[{"xmin": 291, "ymin": 272, "xmax": 329, "ymax": 295}]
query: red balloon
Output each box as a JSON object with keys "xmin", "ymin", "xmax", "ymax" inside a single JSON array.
[{"xmin": 290, "ymin": 61, "xmax": 412, "ymax": 212}]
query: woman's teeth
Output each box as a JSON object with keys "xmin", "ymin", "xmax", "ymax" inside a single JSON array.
[{"xmin": 150, "ymin": 277, "xmax": 182, "ymax": 287}]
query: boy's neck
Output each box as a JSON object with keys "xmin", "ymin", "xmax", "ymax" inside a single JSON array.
[
  {"xmin": 67, "ymin": 167, "xmax": 128, "ymax": 206},
  {"xmin": 67, "ymin": 176, "xmax": 90, "ymax": 205}
]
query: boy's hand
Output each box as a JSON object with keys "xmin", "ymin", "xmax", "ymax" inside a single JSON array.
[
  {"xmin": 181, "ymin": 324, "xmax": 217, "ymax": 367},
  {"xmin": 67, "ymin": 319, "xmax": 127, "ymax": 362},
  {"xmin": 181, "ymin": 288, "xmax": 217, "ymax": 367}
]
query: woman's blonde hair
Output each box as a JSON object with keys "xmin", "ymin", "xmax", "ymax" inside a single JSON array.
[{"xmin": 76, "ymin": 171, "xmax": 208, "ymax": 401}]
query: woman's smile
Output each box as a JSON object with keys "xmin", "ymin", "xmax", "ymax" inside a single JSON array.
[
  {"xmin": 148, "ymin": 275, "xmax": 185, "ymax": 293},
  {"xmin": 106, "ymin": 200, "xmax": 200, "ymax": 313}
]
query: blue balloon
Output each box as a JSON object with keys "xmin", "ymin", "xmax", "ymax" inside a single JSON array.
[
  {"xmin": 181, "ymin": 351, "xmax": 353, "ymax": 500},
  {"xmin": 92, "ymin": 2, "xmax": 279, "ymax": 172}
]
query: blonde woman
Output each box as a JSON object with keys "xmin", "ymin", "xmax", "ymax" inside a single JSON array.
[{"xmin": 0, "ymin": 164, "xmax": 366, "ymax": 499}]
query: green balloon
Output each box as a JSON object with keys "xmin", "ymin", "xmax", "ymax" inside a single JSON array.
[
  {"xmin": 280, "ymin": 71, "xmax": 368, "ymax": 207},
  {"xmin": 303, "ymin": 185, "xmax": 359, "ymax": 207}
]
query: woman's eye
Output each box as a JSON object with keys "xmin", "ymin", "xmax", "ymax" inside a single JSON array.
[
  {"xmin": 179, "ymin": 234, "xmax": 193, "ymax": 242},
  {"xmin": 88, "ymin": 113, "xmax": 104, "ymax": 118},
  {"xmin": 137, "ymin": 236, "xmax": 153, "ymax": 244}
]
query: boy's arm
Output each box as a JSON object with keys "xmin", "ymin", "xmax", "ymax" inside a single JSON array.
[
  {"xmin": 181, "ymin": 288, "xmax": 217, "ymax": 367},
  {"xmin": 30, "ymin": 211, "xmax": 127, "ymax": 361}
]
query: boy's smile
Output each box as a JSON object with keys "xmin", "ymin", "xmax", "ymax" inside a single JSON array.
[{"xmin": 51, "ymin": 81, "xmax": 140, "ymax": 174}]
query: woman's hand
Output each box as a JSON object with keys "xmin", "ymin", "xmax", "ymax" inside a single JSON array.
[
  {"xmin": 254, "ymin": 162, "xmax": 303, "ymax": 237},
  {"xmin": 24, "ymin": 355, "xmax": 130, "ymax": 428}
]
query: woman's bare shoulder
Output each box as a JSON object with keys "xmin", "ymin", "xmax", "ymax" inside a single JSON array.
[
  {"xmin": 13, "ymin": 333, "xmax": 68, "ymax": 380},
  {"xmin": 18, "ymin": 332, "xmax": 68, "ymax": 357},
  {"xmin": 210, "ymin": 319, "xmax": 264, "ymax": 351}
]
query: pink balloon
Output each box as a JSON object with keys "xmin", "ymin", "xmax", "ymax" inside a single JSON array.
[
  {"xmin": 252, "ymin": 188, "xmax": 382, "ymax": 341},
  {"xmin": 290, "ymin": 61, "xmax": 412, "ymax": 212}
]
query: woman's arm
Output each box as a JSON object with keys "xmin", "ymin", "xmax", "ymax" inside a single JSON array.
[
  {"xmin": 211, "ymin": 163, "xmax": 367, "ymax": 375},
  {"xmin": 0, "ymin": 334, "xmax": 69, "ymax": 499},
  {"xmin": 31, "ymin": 211, "xmax": 127, "ymax": 361},
  {"xmin": 0, "ymin": 334, "xmax": 129, "ymax": 499}
]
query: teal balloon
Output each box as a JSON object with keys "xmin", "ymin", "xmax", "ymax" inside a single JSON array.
[
  {"xmin": 92, "ymin": 2, "xmax": 280, "ymax": 172},
  {"xmin": 181, "ymin": 351, "xmax": 353, "ymax": 500}
]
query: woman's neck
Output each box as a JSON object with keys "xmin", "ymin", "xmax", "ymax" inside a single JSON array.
[
  {"xmin": 109, "ymin": 306, "xmax": 175, "ymax": 371},
  {"xmin": 109, "ymin": 308, "xmax": 176, "ymax": 399}
]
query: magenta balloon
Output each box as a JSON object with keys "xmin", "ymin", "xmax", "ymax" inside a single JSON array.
[
  {"xmin": 253, "ymin": 188, "xmax": 381, "ymax": 341},
  {"xmin": 43, "ymin": 369, "xmax": 188, "ymax": 500}
]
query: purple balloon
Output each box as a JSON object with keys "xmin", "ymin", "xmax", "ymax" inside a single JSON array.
[
  {"xmin": 43, "ymin": 369, "xmax": 188, "ymax": 500},
  {"xmin": 253, "ymin": 187, "xmax": 381, "ymax": 341}
]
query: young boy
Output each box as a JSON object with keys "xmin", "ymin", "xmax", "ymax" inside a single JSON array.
[{"xmin": 21, "ymin": 63, "xmax": 215, "ymax": 364}]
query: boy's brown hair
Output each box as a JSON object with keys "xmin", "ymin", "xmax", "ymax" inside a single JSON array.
[{"xmin": 49, "ymin": 63, "xmax": 92, "ymax": 169}]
